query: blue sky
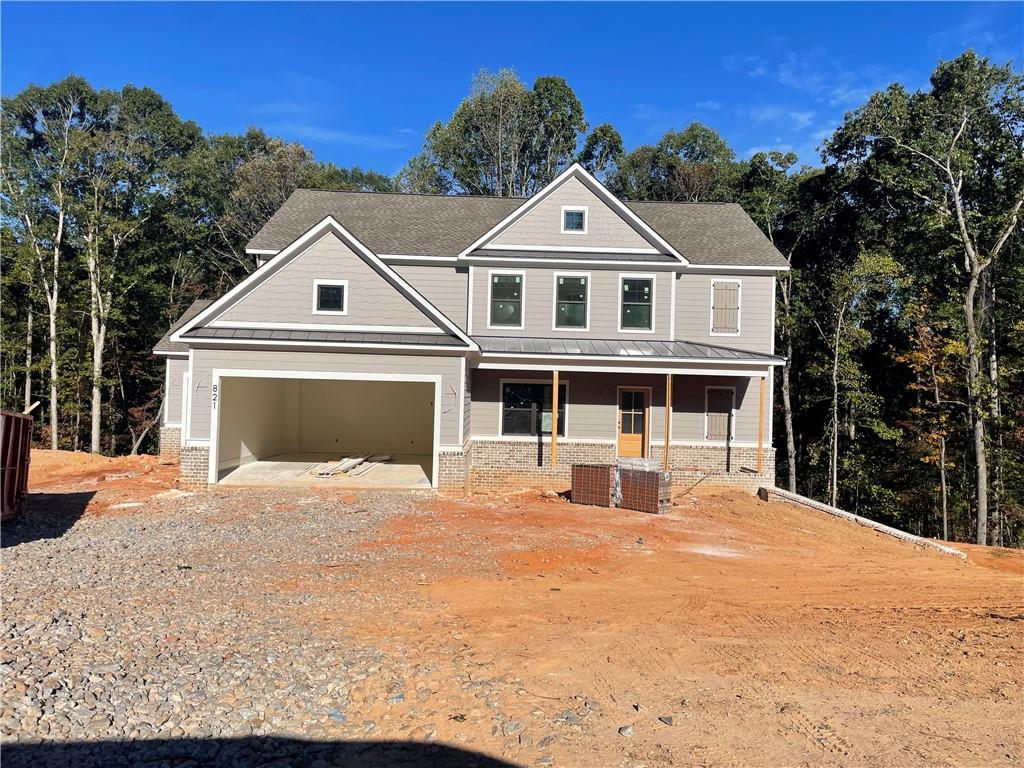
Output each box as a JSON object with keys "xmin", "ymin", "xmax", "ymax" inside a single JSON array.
[{"xmin": 2, "ymin": 2, "xmax": 1021, "ymax": 173}]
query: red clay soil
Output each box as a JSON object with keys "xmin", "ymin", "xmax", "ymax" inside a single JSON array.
[
  {"xmin": 28, "ymin": 449, "xmax": 180, "ymax": 515},
  {"xmin": 342, "ymin": 490, "xmax": 1023, "ymax": 767}
]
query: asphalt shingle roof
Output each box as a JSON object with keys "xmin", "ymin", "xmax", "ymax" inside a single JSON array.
[
  {"xmin": 246, "ymin": 189, "xmax": 788, "ymax": 268},
  {"xmin": 475, "ymin": 335, "xmax": 782, "ymax": 363},
  {"xmin": 153, "ymin": 299, "xmax": 213, "ymax": 354}
]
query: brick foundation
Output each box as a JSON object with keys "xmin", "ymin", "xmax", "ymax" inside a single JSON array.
[
  {"xmin": 158, "ymin": 426, "xmax": 182, "ymax": 461},
  {"xmin": 438, "ymin": 448, "xmax": 469, "ymax": 492},
  {"xmin": 180, "ymin": 445, "xmax": 210, "ymax": 487},
  {"xmin": 467, "ymin": 439, "xmax": 774, "ymax": 494}
]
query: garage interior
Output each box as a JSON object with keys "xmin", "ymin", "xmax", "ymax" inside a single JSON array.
[{"xmin": 214, "ymin": 377, "xmax": 435, "ymax": 488}]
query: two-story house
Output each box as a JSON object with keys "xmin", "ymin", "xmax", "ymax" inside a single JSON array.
[{"xmin": 153, "ymin": 164, "xmax": 785, "ymax": 492}]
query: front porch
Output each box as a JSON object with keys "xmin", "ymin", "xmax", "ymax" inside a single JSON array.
[{"xmin": 462, "ymin": 357, "xmax": 780, "ymax": 493}]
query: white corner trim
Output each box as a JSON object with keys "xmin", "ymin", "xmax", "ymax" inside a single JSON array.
[
  {"xmin": 486, "ymin": 269, "xmax": 526, "ymax": 331},
  {"xmin": 617, "ymin": 273, "xmax": 657, "ymax": 334},
  {"xmin": 669, "ymin": 272, "xmax": 677, "ymax": 342},
  {"xmin": 457, "ymin": 163, "xmax": 686, "ymax": 263},
  {"xmin": 172, "ymin": 216, "xmax": 478, "ymax": 351},
  {"xmin": 551, "ymin": 271, "xmax": 591, "ymax": 332},
  {"xmin": 311, "ymin": 278, "xmax": 349, "ymax": 316},
  {"xmin": 467, "ymin": 265, "xmax": 475, "ymax": 335},
  {"xmin": 770, "ymin": 275, "xmax": 777, "ymax": 355},
  {"xmin": 560, "ymin": 205, "xmax": 588, "ymax": 235},
  {"xmin": 704, "ymin": 385, "xmax": 737, "ymax": 441},
  {"xmin": 709, "ymin": 278, "xmax": 742, "ymax": 337}
]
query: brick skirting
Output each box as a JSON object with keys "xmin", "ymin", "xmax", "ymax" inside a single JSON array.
[
  {"xmin": 180, "ymin": 445, "xmax": 210, "ymax": 487},
  {"xmin": 158, "ymin": 426, "xmax": 182, "ymax": 461},
  {"xmin": 467, "ymin": 439, "xmax": 774, "ymax": 494}
]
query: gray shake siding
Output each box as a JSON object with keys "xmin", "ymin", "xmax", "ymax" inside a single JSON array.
[
  {"xmin": 219, "ymin": 233, "xmax": 439, "ymax": 329},
  {"xmin": 675, "ymin": 273, "xmax": 775, "ymax": 354},
  {"xmin": 470, "ymin": 266, "xmax": 673, "ymax": 339},
  {"xmin": 491, "ymin": 176, "xmax": 653, "ymax": 250},
  {"xmin": 163, "ymin": 357, "xmax": 188, "ymax": 425},
  {"xmin": 470, "ymin": 369, "xmax": 767, "ymax": 446},
  {"xmin": 187, "ymin": 348, "xmax": 464, "ymax": 446},
  {"xmin": 392, "ymin": 264, "xmax": 469, "ymax": 328}
]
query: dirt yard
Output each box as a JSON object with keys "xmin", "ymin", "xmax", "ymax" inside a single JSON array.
[{"xmin": 3, "ymin": 450, "xmax": 1022, "ymax": 767}]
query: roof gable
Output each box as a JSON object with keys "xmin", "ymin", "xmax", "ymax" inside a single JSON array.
[
  {"xmin": 460, "ymin": 164, "xmax": 686, "ymax": 262},
  {"xmin": 174, "ymin": 217, "xmax": 477, "ymax": 349}
]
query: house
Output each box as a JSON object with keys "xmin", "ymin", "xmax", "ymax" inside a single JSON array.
[{"xmin": 153, "ymin": 164, "xmax": 786, "ymax": 492}]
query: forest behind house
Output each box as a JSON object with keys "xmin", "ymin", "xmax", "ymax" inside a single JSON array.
[{"xmin": 2, "ymin": 51, "xmax": 1021, "ymax": 546}]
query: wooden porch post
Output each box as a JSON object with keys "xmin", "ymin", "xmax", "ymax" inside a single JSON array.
[
  {"xmin": 664, "ymin": 373, "xmax": 673, "ymax": 471},
  {"xmin": 551, "ymin": 370, "xmax": 559, "ymax": 466},
  {"xmin": 757, "ymin": 375, "xmax": 766, "ymax": 475}
]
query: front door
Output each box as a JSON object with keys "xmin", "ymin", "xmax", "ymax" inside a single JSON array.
[{"xmin": 617, "ymin": 388, "xmax": 648, "ymax": 458}]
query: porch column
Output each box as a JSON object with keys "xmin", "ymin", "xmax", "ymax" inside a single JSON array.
[
  {"xmin": 757, "ymin": 375, "xmax": 766, "ymax": 474},
  {"xmin": 663, "ymin": 373, "xmax": 673, "ymax": 471},
  {"xmin": 550, "ymin": 369, "xmax": 559, "ymax": 466}
]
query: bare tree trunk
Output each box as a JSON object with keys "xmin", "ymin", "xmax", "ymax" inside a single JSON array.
[
  {"xmin": 986, "ymin": 268, "xmax": 1003, "ymax": 546},
  {"xmin": 964, "ymin": 270, "xmax": 989, "ymax": 545},
  {"xmin": 829, "ymin": 324, "xmax": 842, "ymax": 508},
  {"xmin": 780, "ymin": 274, "xmax": 797, "ymax": 492},
  {"xmin": 931, "ymin": 363, "xmax": 949, "ymax": 541},
  {"xmin": 86, "ymin": 240, "xmax": 107, "ymax": 454},
  {"xmin": 24, "ymin": 305, "xmax": 33, "ymax": 413},
  {"xmin": 45, "ymin": 293, "xmax": 59, "ymax": 449}
]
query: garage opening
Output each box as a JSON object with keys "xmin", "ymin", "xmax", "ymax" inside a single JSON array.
[{"xmin": 212, "ymin": 375, "xmax": 437, "ymax": 489}]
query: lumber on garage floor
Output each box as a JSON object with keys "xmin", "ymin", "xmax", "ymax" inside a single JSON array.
[{"xmin": 218, "ymin": 452, "xmax": 431, "ymax": 489}]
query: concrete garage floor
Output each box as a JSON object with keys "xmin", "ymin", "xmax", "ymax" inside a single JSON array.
[{"xmin": 217, "ymin": 452, "xmax": 432, "ymax": 489}]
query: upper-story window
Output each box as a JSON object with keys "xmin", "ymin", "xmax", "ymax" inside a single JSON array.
[
  {"xmin": 489, "ymin": 271, "xmax": 524, "ymax": 329},
  {"xmin": 313, "ymin": 279, "xmax": 348, "ymax": 315},
  {"xmin": 554, "ymin": 273, "xmax": 589, "ymax": 330},
  {"xmin": 711, "ymin": 279, "xmax": 741, "ymax": 335},
  {"xmin": 619, "ymin": 275, "xmax": 654, "ymax": 332},
  {"xmin": 561, "ymin": 206, "xmax": 587, "ymax": 234}
]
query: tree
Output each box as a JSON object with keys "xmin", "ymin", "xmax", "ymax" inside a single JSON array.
[
  {"xmin": 418, "ymin": 69, "xmax": 587, "ymax": 196},
  {"xmin": 827, "ymin": 52, "xmax": 1024, "ymax": 543},
  {"xmin": 2, "ymin": 76, "xmax": 94, "ymax": 448},
  {"xmin": 578, "ymin": 123, "xmax": 624, "ymax": 179}
]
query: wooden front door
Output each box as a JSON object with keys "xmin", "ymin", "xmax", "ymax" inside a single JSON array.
[{"xmin": 617, "ymin": 388, "xmax": 648, "ymax": 458}]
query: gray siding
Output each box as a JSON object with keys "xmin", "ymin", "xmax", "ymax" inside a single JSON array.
[
  {"xmin": 471, "ymin": 369, "xmax": 768, "ymax": 445},
  {"xmin": 675, "ymin": 273, "xmax": 775, "ymax": 353},
  {"xmin": 164, "ymin": 357, "xmax": 188, "ymax": 426},
  {"xmin": 470, "ymin": 266, "xmax": 673, "ymax": 339},
  {"xmin": 491, "ymin": 176, "xmax": 654, "ymax": 251},
  {"xmin": 392, "ymin": 264, "xmax": 468, "ymax": 329},
  {"xmin": 188, "ymin": 348, "xmax": 463, "ymax": 446},
  {"xmin": 218, "ymin": 232, "xmax": 439, "ymax": 329}
]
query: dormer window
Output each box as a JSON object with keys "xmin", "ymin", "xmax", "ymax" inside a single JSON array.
[
  {"xmin": 313, "ymin": 279, "xmax": 348, "ymax": 315},
  {"xmin": 561, "ymin": 206, "xmax": 587, "ymax": 234}
]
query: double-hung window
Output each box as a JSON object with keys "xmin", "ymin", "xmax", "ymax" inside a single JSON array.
[
  {"xmin": 489, "ymin": 272, "xmax": 524, "ymax": 328},
  {"xmin": 620, "ymin": 276, "xmax": 654, "ymax": 331},
  {"xmin": 554, "ymin": 274, "xmax": 588, "ymax": 329},
  {"xmin": 313, "ymin": 279, "xmax": 348, "ymax": 314},
  {"xmin": 711, "ymin": 280, "xmax": 741, "ymax": 335},
  {"xmin": 501, "ymin": 381, "xmax": 566, "ymax": 437}
]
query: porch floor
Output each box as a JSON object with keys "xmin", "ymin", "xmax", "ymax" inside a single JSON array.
[{"xmin": 217, "ymin": 452, "xmax": 432, "ymax": 489}]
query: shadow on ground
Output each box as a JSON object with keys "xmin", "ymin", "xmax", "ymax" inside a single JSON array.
[
  {"xmin": 2, "ymin": 736, "xmax": 525, "ymax": 767},
  {"xmin": 0, "ymin": 491, "xmax": 94, "ymax": 547}
]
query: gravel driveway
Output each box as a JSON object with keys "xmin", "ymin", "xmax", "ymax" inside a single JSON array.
[{"xmin": 2, "ymin": 489, "xmax": 519, "ymax": 767}]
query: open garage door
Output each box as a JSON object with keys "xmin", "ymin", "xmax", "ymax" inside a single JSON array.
[{"xmin": 210, "ymin": 372, "xmax": 439, "ymax": 489}]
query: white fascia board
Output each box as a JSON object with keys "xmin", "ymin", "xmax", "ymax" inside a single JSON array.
[
  {"xmin": 457, "ymin": 163, "xmax": 686, "ymax": 263},
  {"xmin": 477, "ymin": 361, "xmax": 774, "ymax": 376},
  {"xmin": 173, "ymin": 216, "xmax": 478, "ymax": 351},
  {"xmin": 245, "ymin": 248, "xmax": 279, "ymax": 255},
  {"xmin": 685, "ymin": 264, "xmax": 791, "ymax": 273},
  {"xmin": 152, "ymin": 350, "xmax": 189, "ymax": 358},
  {"xmin": 185, "ymin": 337, "xmax": 471, "ymax": 353},
  {"xmin": 482, "ymin": 244, "xmax": 661, "ymax": 255}
]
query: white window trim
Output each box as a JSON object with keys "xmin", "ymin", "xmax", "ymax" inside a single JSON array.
[
  {"xmin": 487, "ymin": 269, "xmax": 526, "ymax": 331},
  {"xmin": 498, "ymin": 377, "xmax": 569, "ymax": 438},
  {"xmin": 312, "ymin": 279, "xmax": 349, "ymax": 316},
  {"xmin": 617, "ymin": 273, "xmax": 657, "ymax": 333},
  {"xmin": 560, "ymin": 205, "xmax": 588, "ymax": 235},
  {"xmin": 615, "ymin": 385, "xmax": 653, "ymax": 458},
  {"xmin": 704, "ymin": 385, "xmax": 737, "ymax": 442},
  {"xmin": 551, "ymin": 271, "xmax": 591, "ymax": 332},
  {"xmin": 710, "ymin": 279, "xmax": 742, "ymax": 337}
]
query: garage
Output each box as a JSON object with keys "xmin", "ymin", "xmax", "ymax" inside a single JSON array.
[{"xmin": 209, "ymin": 371, "xmax": 440, "ymax": 489}]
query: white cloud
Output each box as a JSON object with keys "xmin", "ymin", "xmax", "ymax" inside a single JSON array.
[
  {"xmin": 696, "ymin": 100, "xmax": 722, "ymax": 111},
  {"xmin": 271, "ymin": 124, "xmax": 412, "ymax": 151}
]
